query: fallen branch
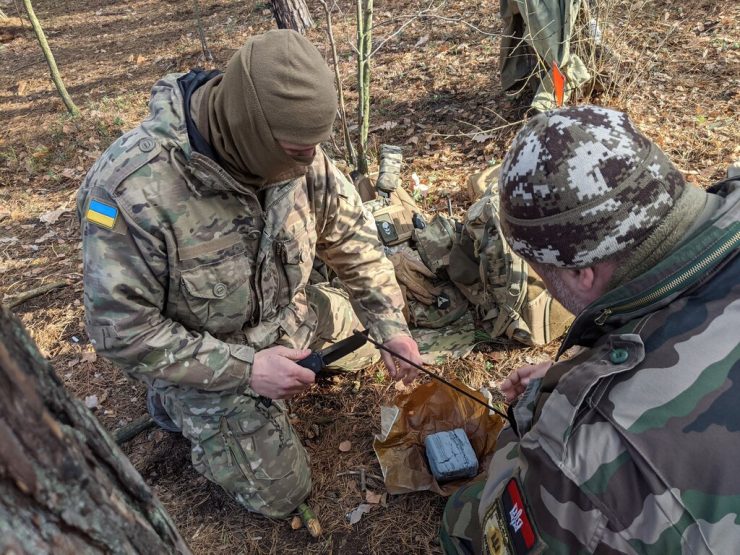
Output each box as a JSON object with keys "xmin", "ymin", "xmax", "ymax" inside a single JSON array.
[
  {"xmin": 337, "ymin": 468, "xmax": 384, "ymax": 485},
  {"xmin": 4, "ymin": 280, "xmax": 69, "ymax": 309},
  {"xmin": 113, "ymin": 414, "xmax": 156, "ymax": 445},
  {"xmin": 313, "ymin": 411, "xmax": 370, "ymax": 425}
]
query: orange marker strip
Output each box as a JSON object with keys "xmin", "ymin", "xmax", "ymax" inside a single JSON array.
[{"xmin": 552, "ymin": 61, "xmax": 566, "ymax": 107}]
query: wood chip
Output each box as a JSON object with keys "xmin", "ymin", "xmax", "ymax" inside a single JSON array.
[{"xmin": 365, "ymin": 490, "xmax": 382, "ymax": 504}]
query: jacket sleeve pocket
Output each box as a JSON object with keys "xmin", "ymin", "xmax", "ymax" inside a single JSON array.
[{"xmin": 275, "ymin": 231, "xmax": 314, "ymax": 302}]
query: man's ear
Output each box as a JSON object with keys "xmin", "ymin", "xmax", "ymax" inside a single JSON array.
[
  {"xmin": 563, "ymin": 267, "xmax": 596, "ymax": 294},
  {"xmin": 564, "ymin": 261, "xmax": 617, "ymax": 301}
]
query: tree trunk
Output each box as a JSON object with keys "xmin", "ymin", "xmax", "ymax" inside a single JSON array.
[
  {"xmin": 270, "ymin": 0, "xmax": 314, "ymax": 33},
  {"xmin": 0, "ymin": 305, "xmax": 191, "ymax": 554},
  {"xmin": 22, "ymin": 0, "xmax": 79, "ymax": 115}
]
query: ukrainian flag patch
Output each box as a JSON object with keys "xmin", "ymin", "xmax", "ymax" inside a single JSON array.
[{"xmin": 87, "ymin": 199, "xmax": 118, "ymax": 230}]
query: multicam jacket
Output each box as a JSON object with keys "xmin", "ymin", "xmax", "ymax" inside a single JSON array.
[
  {"xmin": 77, "ymin": 75, "xmax": 408, "ymax": 392},
  {"xmin": 478, "ymin": 179, "xmax": 740, "ymax": 554}
]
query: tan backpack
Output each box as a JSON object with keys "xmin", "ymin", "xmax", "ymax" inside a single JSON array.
[
  {"xmin": 354, "ymin": 159, "xmax": 572, "ymax": 345},
  {"xmin": 448, "ymin": 170, "xmax": 573, "ymax": 345}
]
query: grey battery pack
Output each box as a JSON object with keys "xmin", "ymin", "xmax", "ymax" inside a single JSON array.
[{"xmin": 424, "ymin": 428, "xmax": 479, "ymax": 482}]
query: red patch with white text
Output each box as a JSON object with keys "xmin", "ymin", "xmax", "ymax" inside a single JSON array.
[{"xmin": 482, "ymin": 478, "xmax": 538, "ymax": 555}]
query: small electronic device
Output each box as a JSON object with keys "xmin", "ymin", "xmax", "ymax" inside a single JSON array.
[{"xmin": 424, "ymin": 428, "xmax": 479, "ymax": 482}]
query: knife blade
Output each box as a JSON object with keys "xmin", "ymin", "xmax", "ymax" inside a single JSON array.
[{"xmin": 258, "ymin": 330, "xmax": 369, "ymax": 407}]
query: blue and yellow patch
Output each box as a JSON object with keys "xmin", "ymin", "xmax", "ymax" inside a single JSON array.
[{"xmin": 86, "ymin": 199, "xmax": 118, "ymax": 230}]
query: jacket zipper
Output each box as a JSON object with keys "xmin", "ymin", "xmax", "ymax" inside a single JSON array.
[{"xmin": 595, "ymin": 229, "xmax": 739, "ymax": 325}]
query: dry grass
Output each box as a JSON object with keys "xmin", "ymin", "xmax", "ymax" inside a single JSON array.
[{"xmin": 1, "ymin": 0, "xmax": 738, "ymax": 552}]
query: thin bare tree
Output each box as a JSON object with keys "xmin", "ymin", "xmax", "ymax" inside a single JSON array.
[
  {"xmin": 192, "ymin": 0, "xmax": 213, "ymax": 62},
  {"xmin": 355, "ymin": 0, "xmax": 373, "ymax": 175},
  {"xmin": 21, "ymin": 0, "xmax": 78, "ymax": 115},
  {"xmin": 318, "ymin": 0, "xmax": 356, "ymax": 167}
]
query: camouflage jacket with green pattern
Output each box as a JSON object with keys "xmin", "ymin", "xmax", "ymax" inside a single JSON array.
[
  {"xmin": 478, "ymin": 179, "xmax": 740, "ymax": 554},
  {"xmin": 77, "ymin": 74, "xmax": 408, "ymax": 393}
]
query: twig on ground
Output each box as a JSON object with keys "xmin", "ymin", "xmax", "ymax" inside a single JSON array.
[
  {"xmin": 314, "ymin": 411, "xmax": 370, "ymax": 424},
  {"xmin": 4, "ymin": 280, "xmax": 69, "ymax": 309},
  {"xmin": 337, "ymin": 469, "xmax": 384, "ymax": 484},
  {"xmin": 113, "ymin": 414, "xmax": 156, "ymax": 445}
]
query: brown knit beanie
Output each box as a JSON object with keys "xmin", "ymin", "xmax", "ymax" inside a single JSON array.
[{"xmin": 498, "ymin": 105, "xmax": 705, "ymax": 269}]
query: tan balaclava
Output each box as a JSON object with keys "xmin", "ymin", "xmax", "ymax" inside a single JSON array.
[{"xmin": 197, "ymin": 29, "xmax": 337, "ymax": 186}]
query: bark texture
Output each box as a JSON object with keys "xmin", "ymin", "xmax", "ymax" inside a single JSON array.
[
  {"xmin": 0, "ymin": 305, "xmax": 190, "ymax": 554},
  {"xmin": 270, "ymin": 0, "xmax": 314, "ymax": 33}
]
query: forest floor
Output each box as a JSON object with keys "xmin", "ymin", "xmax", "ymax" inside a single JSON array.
[{"xmin": 1, "ymin": 0, "xmax": 738, "ymax": 553}]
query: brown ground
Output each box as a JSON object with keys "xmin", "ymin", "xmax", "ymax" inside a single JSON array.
[{"xmin": 1, "ymin": 0, "xmax": 738, "ymax": 553}]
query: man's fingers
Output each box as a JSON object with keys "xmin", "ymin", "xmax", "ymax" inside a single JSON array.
[
  {"xmin": 507, "ymin": 370, "xmax": 521, "ymax": 386},
  {"xmin": 271, "ymin": 346, "xmax": 312, "ymax": 361},
  {"xmin": 504, "ymin": 389, "xmax": 519, "ymax": 403},
  {"xmin": 380, "ymin": 351, "xmax": 398, "ymax": 378},
  {"xmin": 400, "ymin": 362, "xmax": 419, "ymax": 384},
  {"xmin": 293, "ymin": 366, "xmax": 317, "ymax": 385}
]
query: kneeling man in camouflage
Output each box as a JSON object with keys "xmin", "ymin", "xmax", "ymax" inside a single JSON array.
[
  {"xmin": 78, "ymin": 30, "xmax": 421, "ymax": 517},
  {"xmin": 441, "ymin": 106, "xmax": 740, "ymax": 553}
]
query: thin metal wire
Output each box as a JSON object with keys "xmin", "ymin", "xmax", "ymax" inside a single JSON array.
[{"xmin": 355, "ymin": 331, "xmax": 511, "ymax": 422}]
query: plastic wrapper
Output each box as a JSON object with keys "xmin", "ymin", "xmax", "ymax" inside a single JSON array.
[{"xmin": 373, "ymin": 378, "xmax": 506, "ymax": 496}]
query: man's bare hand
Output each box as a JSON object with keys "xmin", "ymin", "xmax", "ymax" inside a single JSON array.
[
  {"xmin": 499, "ymin": 361, "xmax": 552, "ymax": 403},
  {"xmin": 250, "ymin": 346, "xmax": 315, "ymax": 399},
  {"xmin": 380, "ymin": 334, "xmax": 423, "ymax": 385}
]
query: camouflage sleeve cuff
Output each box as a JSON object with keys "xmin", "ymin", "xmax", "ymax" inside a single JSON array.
[
  {"xmin": 228, "ymin": 343, "xmax": 255, "ymax": 393},
  {"xmin": 367, "ymin": 316, "xmax": 411, "ymax": 344}
]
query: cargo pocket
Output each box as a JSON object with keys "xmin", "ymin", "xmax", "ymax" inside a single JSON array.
[
  {"xmin": 179, "ymin": 253, "xmax": 252, "ymax": 334},
  {"xmin": 223, "ymin": 403, "xmax": 305, "ymax": 482}
]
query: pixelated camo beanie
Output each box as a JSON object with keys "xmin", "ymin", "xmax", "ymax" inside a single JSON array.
[
  {"xmin": 205, "ymin": 29, "xmax": 337, "ymax": 185},
  {"xmin": 498, "ymin": 106, "xmax": 706, "ymax": 276}
]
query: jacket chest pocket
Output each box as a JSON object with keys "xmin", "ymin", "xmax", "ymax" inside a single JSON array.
[
  {"xmin": 274, "ymin": 231, "xmax": 315, "ymax": 307},
  {"xmin": 177, "ymin": 253, "xmax": 253, "ymax": 334}
]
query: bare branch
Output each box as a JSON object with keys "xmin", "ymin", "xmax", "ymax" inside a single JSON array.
[
  {"xmin": 318, "ymin": 0, "xmax": 356, "ymax": 166},
  {"xmin": 4, "ymin": 280, "xmax": 70, "ymax": 310},
  {"xmin": 192, "ymin": 0, "xmax": 213, "ymax": 62}
]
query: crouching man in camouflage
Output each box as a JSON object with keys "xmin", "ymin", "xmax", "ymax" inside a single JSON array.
[
  {"xmin": 441, "ymin": 106, "xmax": 740, "ymax": 553},
  {"xmin": 77, "ymin": 30, "xmax": 421, "ymax": 518}
]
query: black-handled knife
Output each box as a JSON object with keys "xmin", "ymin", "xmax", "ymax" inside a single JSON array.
[{"xmin": 258, "ymin": 330, "xmax": 369, "ymax": 407}]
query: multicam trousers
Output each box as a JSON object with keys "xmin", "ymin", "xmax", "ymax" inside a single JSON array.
[{"xmin": 155, "ymin": 283, "xmax": 379, "ymax": 518}]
